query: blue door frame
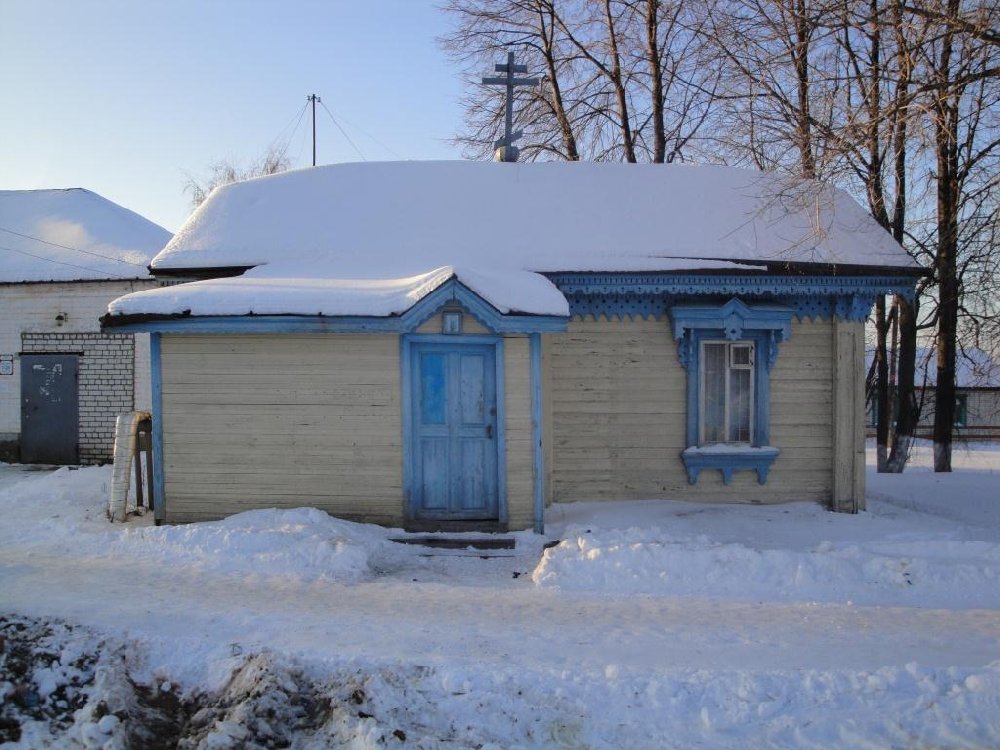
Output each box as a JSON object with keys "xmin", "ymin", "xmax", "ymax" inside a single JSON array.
[{"xmin": 403, "ymin": 336, "xmax": 505, "ymax": 523}]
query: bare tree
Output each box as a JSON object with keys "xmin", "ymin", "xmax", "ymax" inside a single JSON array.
[
  {"xmin": 440, "ymin": 0, "xmax": 718, "ymax": 163},
  {"xmin": 914, "ymin": 0, "xmax": 1000, "ymax": 471},
  {"xmin": 183, "ymin": 142, "xmax": 291, "ymax": 208}
]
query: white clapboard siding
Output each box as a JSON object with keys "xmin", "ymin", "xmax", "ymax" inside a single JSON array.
[
  {"xmin": 548, "ymin": 316, "xmax": 836, "ymax": 504},
  {"xmin": 504, "ymin": 336, "xmax": 534, "ymax": 529},
  {"xmin": 160, "ymin": 334, "xmax": 403, "ymax": 524}
]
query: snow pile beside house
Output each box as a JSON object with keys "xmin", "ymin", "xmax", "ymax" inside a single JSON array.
[
  {"xmin": 532, "ymin": 523, "xmax": 1000, "ymax": 608},
  {"xmin": 111, "ymin": 508, "xmax": 387, "ymax": 583}
]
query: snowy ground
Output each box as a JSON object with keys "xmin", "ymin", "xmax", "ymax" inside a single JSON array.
[{"xmin": 1, "ymin": 442, "xmax": 998, "ymax": 748}]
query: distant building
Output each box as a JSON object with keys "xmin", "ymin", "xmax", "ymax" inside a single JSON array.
[
  {"xmin": 868, "ymin": 347, "xmax": 1000, "ymax": 441},
  {"xmin": 0, "ymin": 188, "xmax": 170, "ymax": 464}
]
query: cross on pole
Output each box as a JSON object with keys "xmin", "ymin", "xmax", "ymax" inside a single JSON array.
[{"xmin": 482, "ymin": 51, "xmax": 539, "ymax": 162}]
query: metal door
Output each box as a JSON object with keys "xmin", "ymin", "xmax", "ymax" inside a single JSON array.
[
  {"xmin": 21, "ymin": 354, "xmax": 79, "ymax": 464},
  {"xmin": 411, "ymin": 343, "xmax": 499, "ymax": 520}
]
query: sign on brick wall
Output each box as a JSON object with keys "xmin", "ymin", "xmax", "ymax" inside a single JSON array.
[{"xmin": 0, "ymin": 355, "xmax": 13, "ymax": 376}]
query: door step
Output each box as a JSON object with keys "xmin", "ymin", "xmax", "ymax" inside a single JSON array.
[{"xmin": 390, "ymin": 536, "xmax": 516, "ymax": 550}]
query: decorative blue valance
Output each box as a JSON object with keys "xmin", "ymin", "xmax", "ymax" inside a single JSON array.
[
  {"xmin": 546, "ymin": 272, "xmax": 917, "ymax": 323},
  {"xmin": 670, "ymin": 299, "xmax": 793, "ymax": 373}
]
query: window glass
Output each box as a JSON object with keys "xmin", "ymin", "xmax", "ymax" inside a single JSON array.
[
  {"xmin": 955, "ymin": 394, "xmax": 968, "ymax": 427},
  {"xmin": 701, "ymin": 341, "xmax": 754, "ymax": 444},
  {"xmin": 702, "ymin": 343, "xmax": 727, "ymax": 443}
]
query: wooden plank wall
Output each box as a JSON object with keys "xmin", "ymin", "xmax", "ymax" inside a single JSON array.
[
  {"xmin": 503, "ymin": 336, "xmax": 535, "ymax": 529},
  {"xmin": 547, "ymin": 316, "xmax": 836, "ymax": 504},
  {"xmin": 160, "ymin": 334, "xmax": 403, "ymax": 524}
]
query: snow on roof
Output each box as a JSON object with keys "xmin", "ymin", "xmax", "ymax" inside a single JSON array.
[
  {"xmin": 111, "ymin": 161, "xmax": 918, "ymax": 319},
  {"xmin": 107, "ymin": 265, "xmax": 572, "ymax": 318},
  {"xmin": 867, "ymin": 347, "xmax": 1000, "ymax": 389},
  {"xmin": 920, "ymin": 347, "xmax": 1000, "ymax": 389},
  {"xmin": 0, "ymin": 189, "xmax": 171, "ymax": 283}
]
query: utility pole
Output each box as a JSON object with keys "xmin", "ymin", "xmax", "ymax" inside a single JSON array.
[
  {"xmin": 482, "ymin": 51, "xmax": 538, "ymax": 162},
  {"xmin": 307, "ymin": 94, "xmax": 321, "ymax": 166}
]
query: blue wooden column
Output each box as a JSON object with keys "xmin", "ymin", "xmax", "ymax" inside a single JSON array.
[{"xmin": 530, "ymin": 333, "xmax": 545, "ymax": 534}]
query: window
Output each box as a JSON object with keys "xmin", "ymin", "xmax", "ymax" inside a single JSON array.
[
  {"xmin": 955, "ymin": 393, "xmax": 968, "ymax": 427},
  {"xmin": 670, "ymin": 299, "xmax": 793, "ymax": 485},
  {"xmin": 701, "ymin": 341, "xmax": 754, "ymax": 444}
]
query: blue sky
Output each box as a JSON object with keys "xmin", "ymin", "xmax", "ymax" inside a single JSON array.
[{"xmin": 1, "ymin": 1, "xmax": 467, "ymax": 232}]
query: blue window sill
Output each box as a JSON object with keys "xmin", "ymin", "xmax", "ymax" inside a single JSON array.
[{"xmin": 681, "ymin": 446, "xmax": 780, "ymax": 485}]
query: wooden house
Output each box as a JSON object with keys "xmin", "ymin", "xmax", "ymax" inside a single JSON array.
[
  {"xmin": 102, "ymin": 162, "xmax": 921, "ymax": 531},
  {"xmin": 0, "ymin": 189, "xmax": 170, "ymax": 464}
]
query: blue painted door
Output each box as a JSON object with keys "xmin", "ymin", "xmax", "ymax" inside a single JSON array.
[{"xmin": 411, "ymin": 343, "xmax": 499, "ymax": 520}]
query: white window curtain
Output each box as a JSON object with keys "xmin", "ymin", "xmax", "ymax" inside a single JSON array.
[{"xmin": 700, "ymin": 341, "xmax": 754, "ymax": 444}]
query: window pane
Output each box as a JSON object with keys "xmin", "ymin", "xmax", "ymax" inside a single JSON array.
[
  {"xmin": 420, "ymin": 353, "xmax": 447, "ymax": 425},
  {"xmin": 703, "ymin": 343, "xmax": 727, "ymax": 442},
  {"xmin": 729, "ymin": 368, "xmax": 752, "ymax": 442},
  {"xmin": 731, "ymin": 344, "xmax": 752, "ymax": 367}
]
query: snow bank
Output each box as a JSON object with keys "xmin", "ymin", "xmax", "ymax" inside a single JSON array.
[
  {"xmin": 532, "ymin": 522, "xmax": 1000, "ymax": 608},
  {"xmin": 4, "ymin": 614, "xmax": 999, "ymax": 749},
  {"xmin": 110, "ymin": 507, "xmax": 389, "ymax": 583}
]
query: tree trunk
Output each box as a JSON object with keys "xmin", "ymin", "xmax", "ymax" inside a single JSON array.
[
  {"xmin": 792, "ymin": 0, "xmax": 817, "ymax": 177},
  {"xmin": 874, "ymin": 296, "xmax": 890, "ymax": 471},
  {"xmin": 604, "ymin": 0, "xmax": 637, "ymax": 162},
  {"xmin": 646, "ymin": 0, "xmax": 666, "ymax": 162},
  {"xmin": 887, "ymin": 295, "xmax": 919, "ymax": 472},
  {"xmin": 538, "ymin": 4, "xmax": 580, "ymax": 161},
  {"xmin": 931, "ymin": 0, "xmax": 961, "ymax": 473}
]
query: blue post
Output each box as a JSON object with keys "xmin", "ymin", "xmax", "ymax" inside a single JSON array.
[
  {"xmin": 149, "ymin": 333, "xmax": 166, "ymax": 524},
  {"xmin": 530, "ymin": 333, "xmax": 545, "ymax": 534}
]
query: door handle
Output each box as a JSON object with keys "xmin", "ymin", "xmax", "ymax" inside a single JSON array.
[{"xmin": 485, "ymin": 424, "xmax": 493, "ymax": 439}]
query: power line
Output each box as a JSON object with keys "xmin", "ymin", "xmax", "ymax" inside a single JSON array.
[
  {"xmin": 269, "ymin": 102, "xmax": 310, "ymax": 168},
  {"xmin": 0, "ymin": 242, "xmax": 134, "ymax": 279},
  {"xmin": 319, "ymin": 100, "xmax": 367, "ymax": 162},
  {"xmin": 0, "ymin": 226, "xmax": 149, "ymax": 268},
  {"xmin": 274, "ymin": 101, "xmax": 309, "ymax": 148},
  {"xmin": 321, "ymin": 104, "xmax": 405, "ymax": 160}
]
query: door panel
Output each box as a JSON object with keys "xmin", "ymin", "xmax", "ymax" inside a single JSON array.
[
  {"xmin": 20, "ymin": 354, "xmax": 79, "ymax": 464},
  {"xmin": 411, "ymin": 343, "xmax": 499, "ymax": 520}
]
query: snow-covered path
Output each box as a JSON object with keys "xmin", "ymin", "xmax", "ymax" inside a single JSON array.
[{"xmin": 2, "ymin": 546, "xmax": 999, "ymax": 682}]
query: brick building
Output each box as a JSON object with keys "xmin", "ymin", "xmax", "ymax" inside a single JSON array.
[{"xmin": 0, "ymin": 189, "xmax": 170, "ymax": 464}]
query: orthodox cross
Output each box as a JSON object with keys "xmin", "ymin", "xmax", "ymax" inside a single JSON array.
[{"xmin": 482, "ymin": 51, "xmax": 539, "ymax": 162}]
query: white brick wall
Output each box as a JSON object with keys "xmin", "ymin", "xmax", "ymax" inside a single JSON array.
[{"xmin": 0, "ymin": 280, "xmax": 157, "ymax": 462}]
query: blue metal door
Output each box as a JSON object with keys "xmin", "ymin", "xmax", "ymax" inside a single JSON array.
[
  {"xmin": 411, "ymin": 343, "xmax": 499, "ymax": 520},
  {"xmin": 21, "ymin": 354, "xmax": 79, "ymax": 464}
]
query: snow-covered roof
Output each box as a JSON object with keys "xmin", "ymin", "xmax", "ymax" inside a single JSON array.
[
  {"xmin": 111, "ymin": 161, "xmax": 918, "ymax": 319},
  {"xmin": 0, "ymin": 189, "xmax": 171, "ymax": 283},
  {"xmin": 920, "ymin": 348, "xmax": 1000, "ymax": 389},
  {"xmin": 867, "ymin": 347, "xmax": 1000, "ymax": 389},
  {"xmin": 110, "ymin": 265, "xmax": 572, "ymax": 318}
]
